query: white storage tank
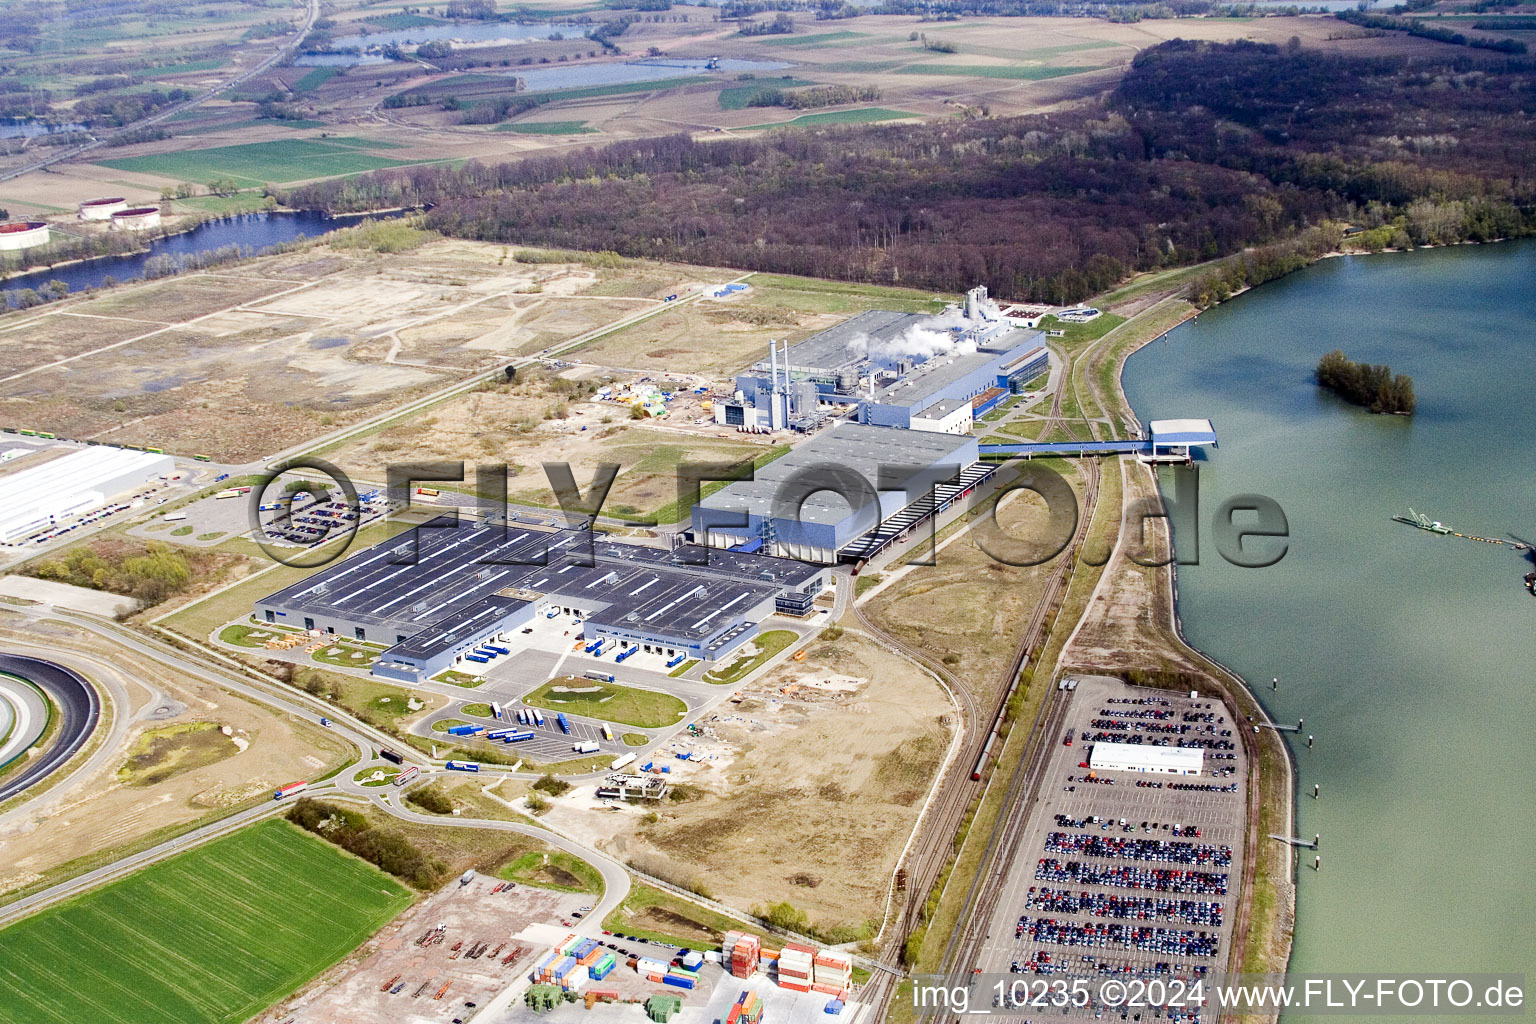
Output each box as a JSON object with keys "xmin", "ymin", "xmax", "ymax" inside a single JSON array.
[
  {"xmin": 0, "ymin": 221, "xmax": 49, "ymax": 250},
  {"xmin": 110, "ymin": 206, "xmax": 161, "ymax": 231},
  {"xmin": 78, "ymin": 196, "xmax": 127, "ymax": 221}
]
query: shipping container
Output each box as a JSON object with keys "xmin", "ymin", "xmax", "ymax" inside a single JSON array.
[{"xmin": 662, "ymin": 975, "xmax": 695, "ymax": 990}]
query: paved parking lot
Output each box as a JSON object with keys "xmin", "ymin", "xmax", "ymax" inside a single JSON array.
[
  {"xmin": 977, "ymin": 675, "xmax": 1248, "ymax": 1019},
  {"xmin": 409, "ymin": 606, "xmax": 758, "ymax": 766}
]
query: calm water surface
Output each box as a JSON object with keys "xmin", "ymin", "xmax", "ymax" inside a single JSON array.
[
  {"xmin": 0, "ymin": 210, "xmax": 398, "ymax": 295},
  {"xmin": 1123, "ymin": 241, "xmax": 1536, "ymax": 992}
]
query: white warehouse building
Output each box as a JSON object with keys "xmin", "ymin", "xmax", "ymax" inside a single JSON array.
[
  {"xmin": 0, "ymin": 447, "xmax": 174, "ymax": 544},
  {"xmin": 1088, "ymin": 741, "xmax": 1204, "ymax": 776}
]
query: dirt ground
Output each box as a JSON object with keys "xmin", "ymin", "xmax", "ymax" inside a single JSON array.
[
  {"xmin": 571, "ymin": 296, "xmax": 843, "ymax": 378},
  {"xmin": 1059, "ymin": 462, "xmax": 1210, "ymax": 678},
  {"xmin": 544, "ymin": 630, "xmax": 954, "ymax": 938},
  {"xmin": 861, "ymin": 465, "xmax": 1084, "ymax": 704},
  {"xmin": 325, "ymin": 367, "xmax": 780, "ymax": 519},
  {"xmin": 0, "ymin": 241, "xmax": 730, "ymax": 462},
  {"xmin": 257, "ymin": 870, "xmax": 590, "ymax": 1024},
  {"xmin": 0, "ymin": 618, "xmax": 351, "ymax": 896}
]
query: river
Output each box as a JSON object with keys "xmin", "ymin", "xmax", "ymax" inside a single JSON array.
[
  {"xmin": 1122, "ymin": 241, "xmax": 1536, "ymax": 993},
  {"xmin": 0, "ymin": 210, "xmax": 397, "ymax": 296}
]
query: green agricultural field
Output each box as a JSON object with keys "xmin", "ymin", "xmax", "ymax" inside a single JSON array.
[
  {"xmin": 294, "ymin": 65, "xmax": 343, "ymax": 92},
  {"xmin": 754, "ymin": 30, "xmax": 869, "ymax": 47},
  {"xmin": 0, "ymin": 819, "xmax": 411, "ymax": 1024},
  {"xmin": 522, "ymin": 677, "xmax": 686, "ymax": 729},
  {"xmin": 717, "ymin": 78, "xmax": 818, "ymax": 110},
  {"xmin": 97, "ymin": 139, "xmax": 411, "ymax": 187},
  {"xmin": 495, "ymin": 121, "xmax": 596, "ymax": 135},
  {"xmin": 741, "ymin": 108, "xmax": 915, "ymax": 131},
  {"xmin": 525, "ymin": 77, "xmax": 712, "ymax": 104}
]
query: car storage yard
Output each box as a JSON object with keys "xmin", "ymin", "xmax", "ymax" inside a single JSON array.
[{"xmin": 975, "ymin": 675, "xmax": 1249, "ymax": 1015}]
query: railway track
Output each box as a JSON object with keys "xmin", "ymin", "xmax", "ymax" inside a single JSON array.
[
  {"xmin": 938, "ymin": 452, "xmax": 1102, "ymax": 973},
  {"xmin": 850, "ymin": 404, "xmax": 1105, "ymax": 1019}
]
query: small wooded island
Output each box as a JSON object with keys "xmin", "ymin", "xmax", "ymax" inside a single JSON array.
[{"xmin": 1315, "ymin": 350, "xmax": 1417, "ymax": 415}]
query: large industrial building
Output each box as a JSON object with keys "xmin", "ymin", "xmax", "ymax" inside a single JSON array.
[
  {"xmin": 0, "ymin": 446, "xmax": 174, "ymax": 544},
  {"xmin": 690, "ymin": 422, "xmax": 991, "ymax": 563},
  {"xmin": 256, "ymin": 517, "xmax": 831, "ymax": 682},
  {"xmin": 1088, "ymin": 741, "xmax": 1204, "ymax": 776},
  {"xmin": 716, "ymin": 286, "xmax": 1049, "ymax": 434}
]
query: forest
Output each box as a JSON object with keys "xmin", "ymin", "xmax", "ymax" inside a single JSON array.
[
  {"xmin": 283, "ymin": 41, "xmax": 1536, "ymax": 304},
  {"xmin": 1315, "ymin": 350, "xmax": 1417, "ymax": 415}
]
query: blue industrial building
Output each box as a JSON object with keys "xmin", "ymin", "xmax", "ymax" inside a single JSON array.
[
  {"xmin": 256, "ymin": 518, "xmax": 830, "ymax": 682},
  {"xmin": 691, "ymin": 423, "xmax": 988, "ymax": 563},
  {"xmin": 720, "ymin": 286, "xmax": 1049, "ymax": 435}
]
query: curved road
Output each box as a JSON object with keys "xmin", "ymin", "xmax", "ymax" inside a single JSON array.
[{"xmin": 0, "ymin": 654, "xmax": 100, "ymax": 805}]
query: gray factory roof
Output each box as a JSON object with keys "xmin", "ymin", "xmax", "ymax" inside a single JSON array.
[
  {"xmin": 696, "ymin": 423, "xmax": 976, "ymax": 528},
  {"xmin": 872, "ymin": 332, "xmax": 1044, "ymax": 409},
  {"xmin": 391, "ymin": 594, "xmax": 530, "ymax": 662},
  {"xmin": 914, "ymin": 397, "xmax": 971, "ymax": 421},
  {"xmin": 259, "ymin": 519, "xmax": 819, "ymax": 644},
  {"xmin": 780, "ymin": 309, "xmax": 922, "ymax": 374}
]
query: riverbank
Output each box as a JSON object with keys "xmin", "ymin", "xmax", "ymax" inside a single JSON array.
[
  {"xmin": 1119, "ymin": 238, "xmax": 1536, "ymax": 984},
  {"xmin": 0, "ymin": 207, "xmax": 412, "ymax": 300},
  {"xmin": 1064, "ymin": 288, "xmax": 1298, "ymax": 983}
]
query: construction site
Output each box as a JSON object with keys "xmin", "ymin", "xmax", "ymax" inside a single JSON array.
[{"xmin": 257, "ymin": 870, "xmax": 589, "ymax": 1024}]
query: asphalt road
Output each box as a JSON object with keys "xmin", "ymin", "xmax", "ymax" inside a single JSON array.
[{"xmin": 0, "ymin": 654, "xmax": 99, "ymax": 805}]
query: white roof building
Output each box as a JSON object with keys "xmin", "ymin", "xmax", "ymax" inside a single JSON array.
[
  {"xmin": 1089, "ymin": 741, "xmax": 1204, "ymax": 776},
  {"xmin": 0, "ymin": 447, "xmax": 174, "ymax": 543},
  {"xmin": 1149, "ymin": 418, "xmax": 1218, "ymax": 446}
]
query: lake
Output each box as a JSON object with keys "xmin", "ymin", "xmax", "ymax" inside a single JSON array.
[
  {"xmin": 0, "ymin": 210, "xmax": 398, "ymax": 296},
  {"xmin": 1122, "ymin": 241, "xmax": 1536, "ymax": 986},
  {"xmin": 296, "ymin": 20, "xmax": 588, "ymax": 64},
  {"xmin": 512, "ymin": 58, "xmax": 790, "ymax": 92}
]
